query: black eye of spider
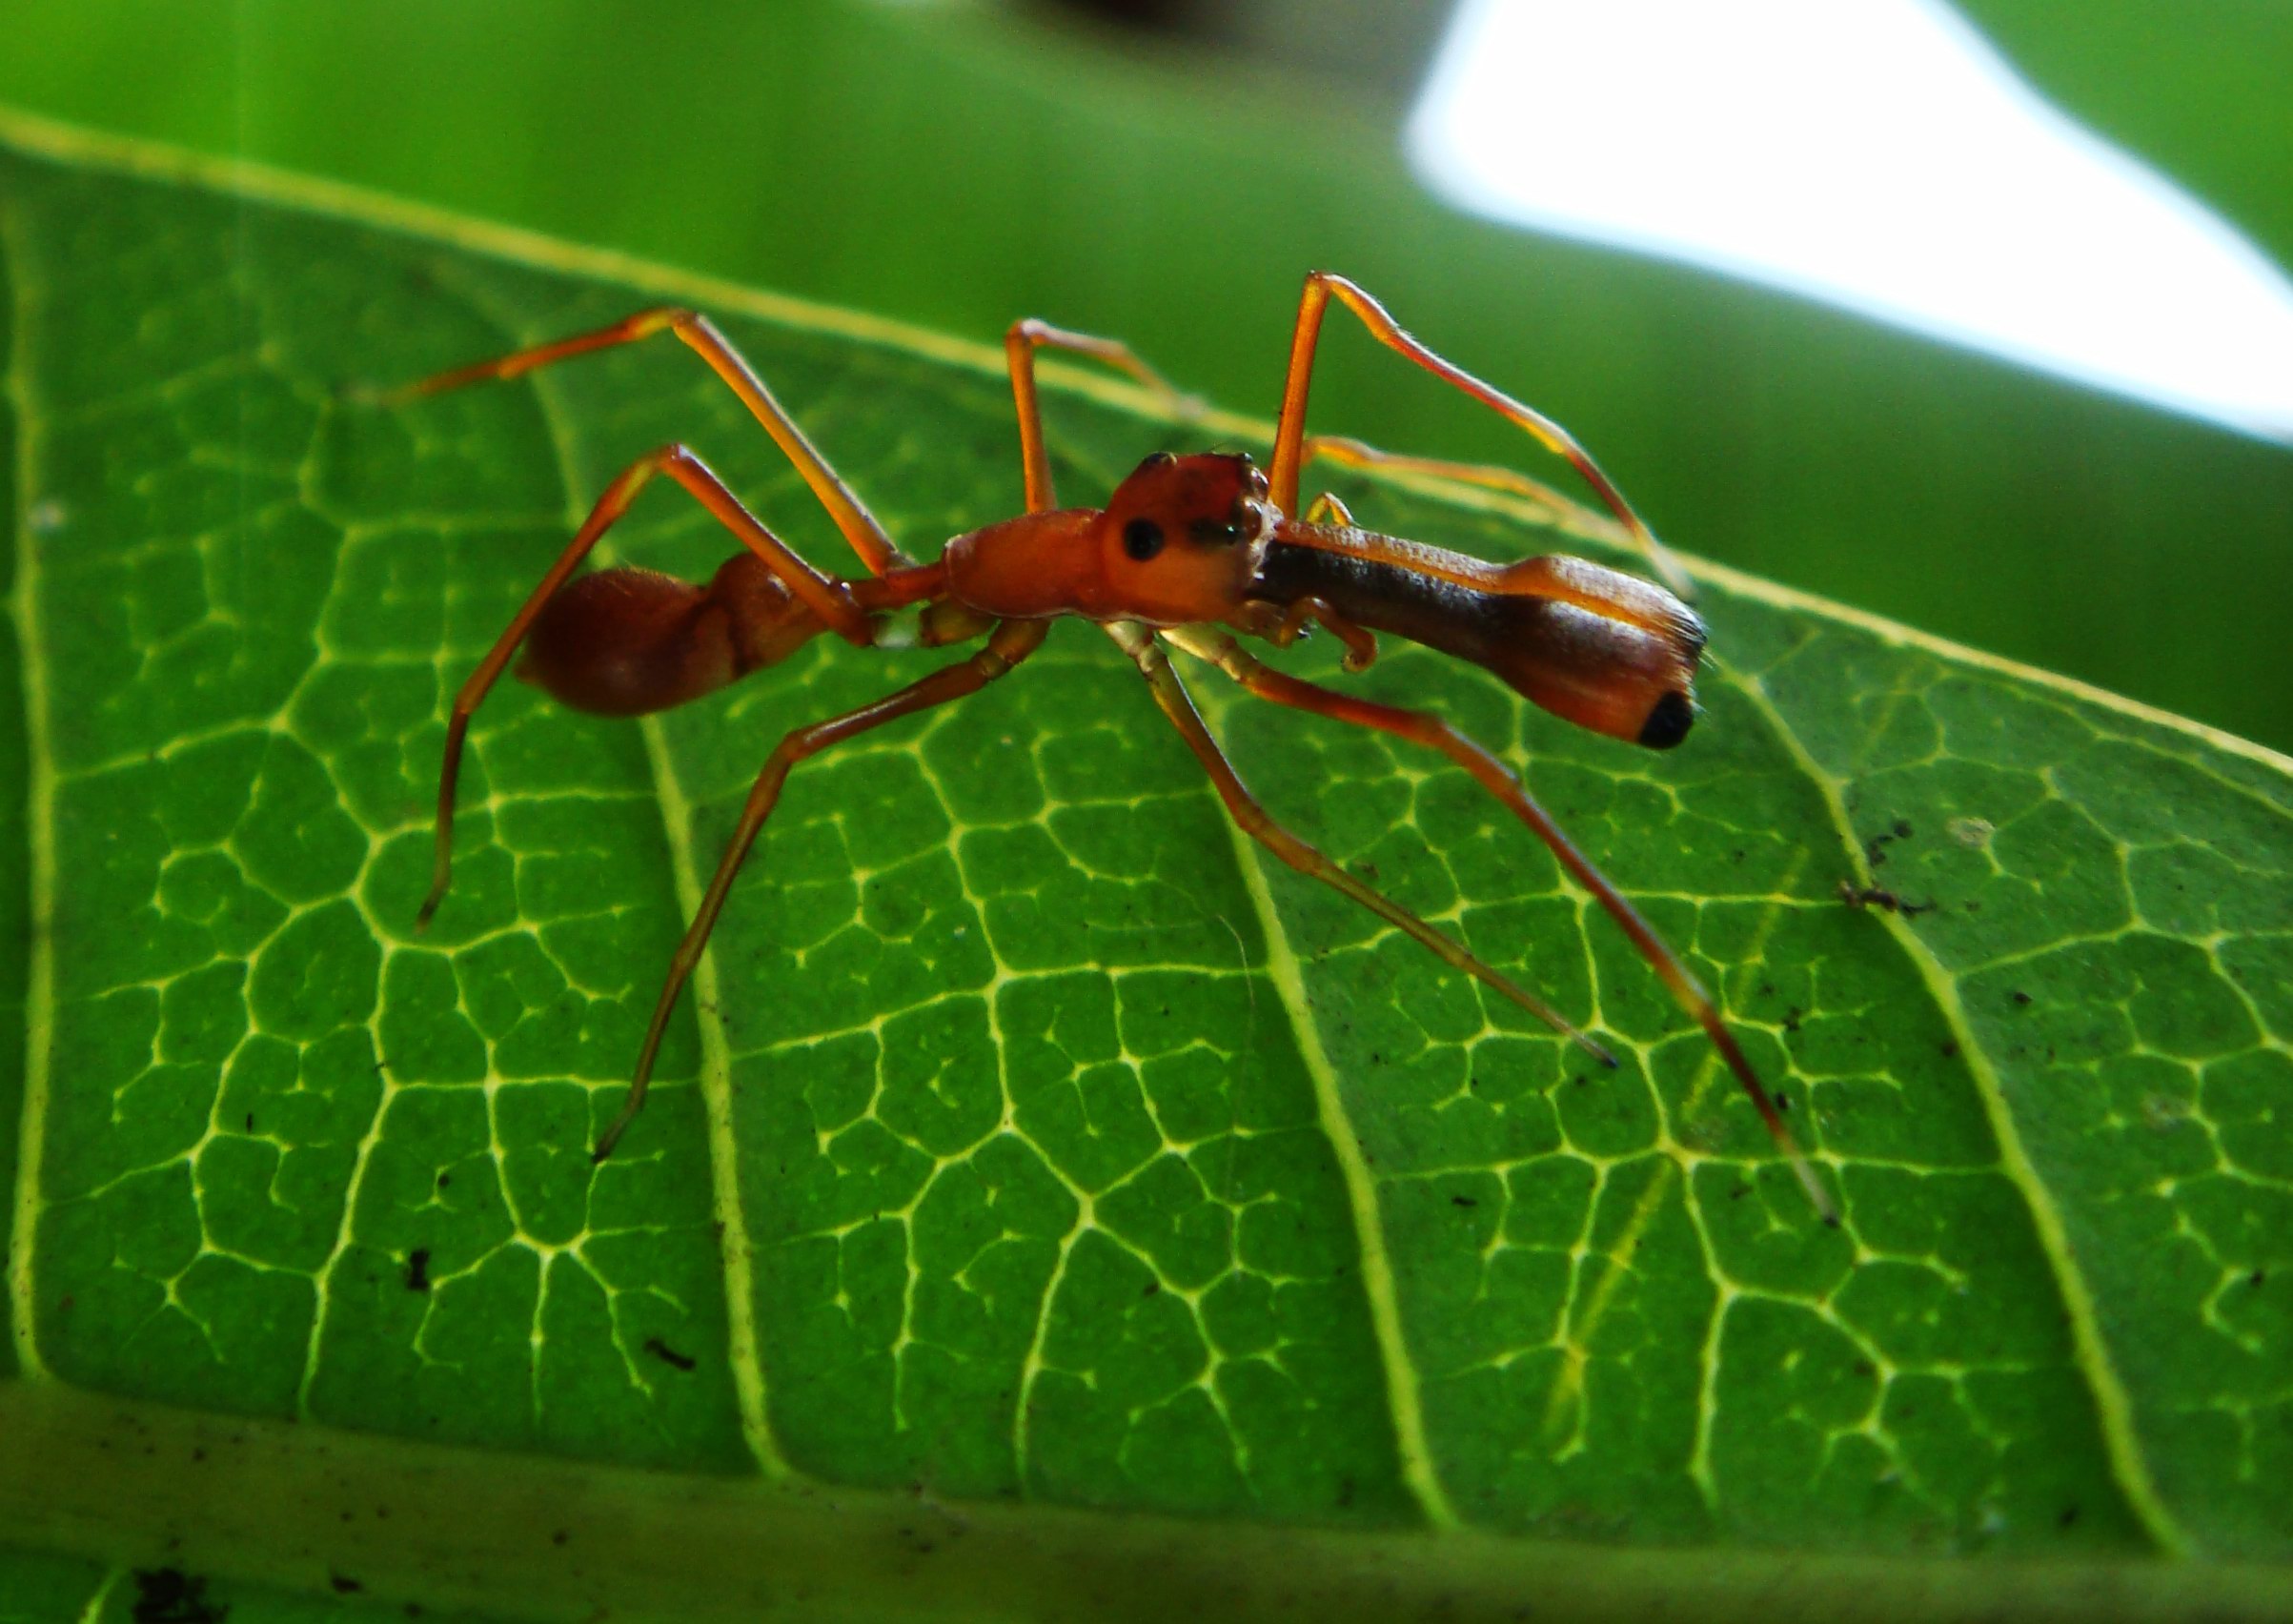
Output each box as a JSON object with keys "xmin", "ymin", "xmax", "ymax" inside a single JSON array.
[{"xmin": 1123, "ymin": 518, "xmax": 1165, "ymax": 560}]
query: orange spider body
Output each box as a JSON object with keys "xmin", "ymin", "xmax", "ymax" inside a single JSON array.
[
  {"xmin": 389, "ymin": 273, "xmax": 1833, "ymax": 1222},
  {"xmin": 524, "ymin": 451, "xmax": 1707, "ymax": 753}
]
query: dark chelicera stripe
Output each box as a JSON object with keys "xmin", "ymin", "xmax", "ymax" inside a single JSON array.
[{"xmin": 1253, "ymin": 539, "xmax": 1512, "ymax": 671}]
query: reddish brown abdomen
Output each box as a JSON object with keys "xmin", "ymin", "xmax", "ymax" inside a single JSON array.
[{"xmin": 517, "ymin": 556, "xmax": 824, "ymax": 717}]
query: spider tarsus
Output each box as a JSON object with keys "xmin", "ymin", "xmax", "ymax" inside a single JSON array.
[
  {"xmin": 593, "ymin": 1114, "xmax": 635, "ymax": 1164},
  {"xmin": 1793, "ymin": 1159, "xmax": 1841, "ymax": 1227}
]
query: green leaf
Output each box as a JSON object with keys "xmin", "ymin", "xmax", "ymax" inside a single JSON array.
[{"xmin": 3, "ymin": 112, "xmax": 2290, "ymax": 1622}]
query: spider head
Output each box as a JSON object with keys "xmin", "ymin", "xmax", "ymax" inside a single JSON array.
[{"xmin": 1096, "ymin": 452, "xmax": 1276, "ymax": 624}]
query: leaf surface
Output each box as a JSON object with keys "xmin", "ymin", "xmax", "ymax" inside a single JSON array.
[{"xmin": 3, "ymin": 117, "xmax": 2290, "ymax": 1621}]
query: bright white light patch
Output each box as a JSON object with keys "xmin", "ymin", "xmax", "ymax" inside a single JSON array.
[{"xmin": 1410, "ymin": 0, "xmax": 2293, "ymax": 440}]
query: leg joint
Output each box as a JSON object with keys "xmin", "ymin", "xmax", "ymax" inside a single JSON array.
[{"xmin": 1228, "ymin": 797, "xmax": 1272, "ymax": 838}]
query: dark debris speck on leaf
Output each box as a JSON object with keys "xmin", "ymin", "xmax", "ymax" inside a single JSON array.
[{"xmin": 132, "ymin": 1569, "xmax": 225, "ymax": 1624}]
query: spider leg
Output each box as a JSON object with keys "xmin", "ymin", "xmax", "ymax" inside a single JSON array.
[
  {"xmin": 596, "ymin": 617, "xmax": 1049, "ymax": 1160},
  {"xmin": 1003, "ymin": 318, "xmax": 1203, "ymax": 513},
  {"xmin": 1268, "ymin": 272, "xmax": 1690, "ymax": 596},
  {"xmin": 1103, "ymin": 621, "xmax": 1615, "ymax": 1068},
  {"xmin": 1302, "ymin": 435, "xmax": 1609, "ymax": 544},
  {"xmin": 1161, "ymin": 623, "xmax": 1836, "ymax": 1224},
  {"xmin": 378, "ymin": 306, "xmax": 905, "ymax": 576}
]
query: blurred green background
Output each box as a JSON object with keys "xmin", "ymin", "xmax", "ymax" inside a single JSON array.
[{"xmin": 5, "ymin": 0, "xmax": 2290, "ymax": 748}]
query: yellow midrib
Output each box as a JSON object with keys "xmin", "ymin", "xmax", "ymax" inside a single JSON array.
[
  {"xmin": 1207, "ymin": 766, "xmax": 1462, "ymax": 1528},
  {"xmin": 1, "ymin": 183, "xmax": 57, "ymax": 1382},
  {"xmin": 1730, "ymin": 661, "xmax": 2192, "ymax": 1556},
  {"xmin": 494, "ymin": 287, "xmax": 792, "ymax": 1482}
]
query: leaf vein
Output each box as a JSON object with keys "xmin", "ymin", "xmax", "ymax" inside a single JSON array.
[
  {"xmin": 1192, "ymin": 685, "xmax": 1458, "ymax": 1529},
  {"xmin": 4, "ymin": 189, "xmax": 57, "ymax": 1381},
  {"xmin": 1729, "ymin": 658, "xmax": 2193, "ymax": 1555},
  {"xmin": 446, "ymin": 267, "xmax": 793, "ymax": 1479}
]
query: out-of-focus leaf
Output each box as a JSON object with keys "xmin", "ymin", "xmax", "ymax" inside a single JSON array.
[{"xmin": 1957, "ymin": 0, "xmax": 2293, "ymax": 274}]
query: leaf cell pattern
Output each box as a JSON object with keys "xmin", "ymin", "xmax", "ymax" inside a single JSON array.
[{"xmin": 2, "ymin": 138, "xmax": 2289, "ymax": 1614}]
